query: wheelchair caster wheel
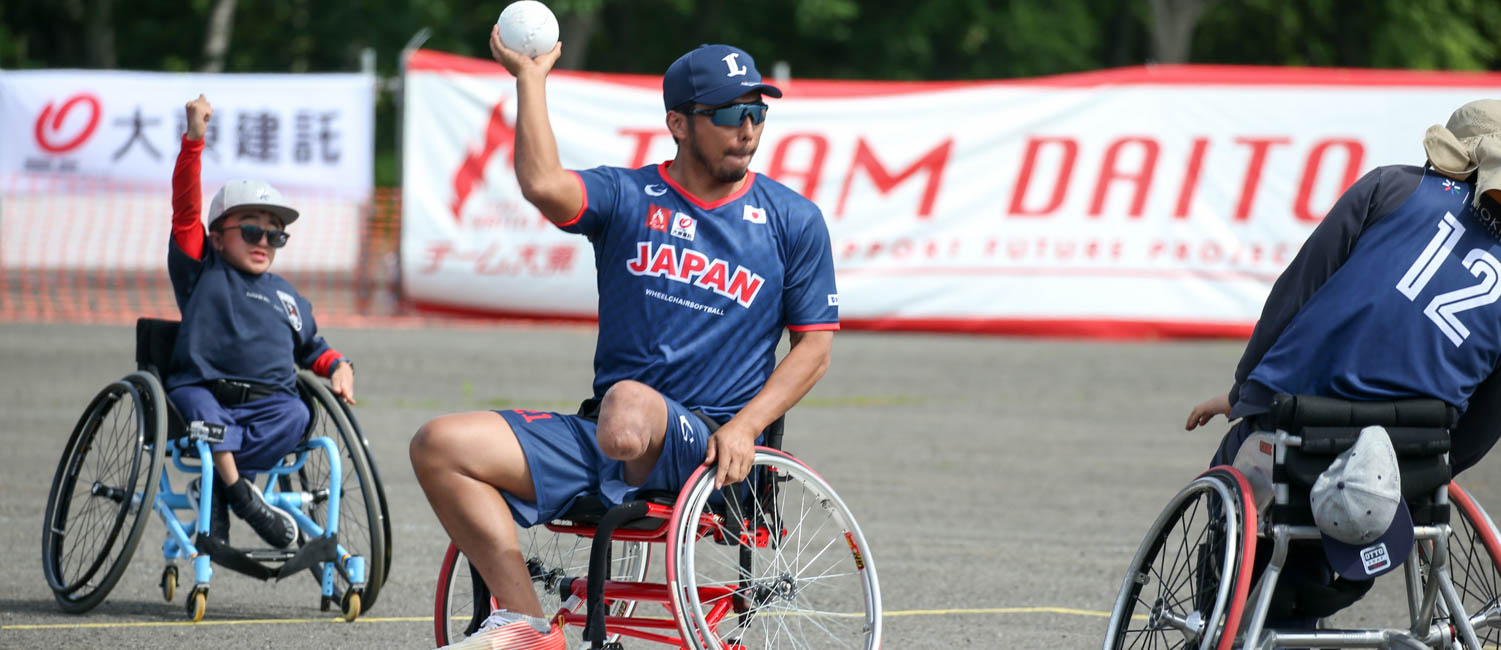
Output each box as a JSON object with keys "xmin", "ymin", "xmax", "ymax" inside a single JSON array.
[
  {"xmin": 159, "ymin": 565, "xmax": 177, "ymax": 602},
  {"xmin": 186, "ymin": 586, "xmax": 208, "ymax": 622},
  {"xmin": 341, "ymin": 589, "xmax": 362, "ymax": 622}
]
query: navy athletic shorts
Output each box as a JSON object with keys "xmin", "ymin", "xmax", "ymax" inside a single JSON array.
[
  {"xmin": 498, "ymin": 392, "xmax": 718, "ymax": 527},
  {"xmin": 168, "ymin": 385, "xmax": 310, "ymax": 472}
]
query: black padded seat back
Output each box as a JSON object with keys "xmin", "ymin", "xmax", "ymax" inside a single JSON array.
[
  {"xmin": 1264, "ymin": 394, "xmax": 1456, "ymax": 527},
  {"xmin": 1263, "ymin": 393, "xmax": 1457, "ymax": 434},
  {"xmin": 136, "ymin": 318, "xmax": 181, "ymax": 379},
  {"xmin": 135, "ymin": 318, "xmax": 190, "ymax": 439}
]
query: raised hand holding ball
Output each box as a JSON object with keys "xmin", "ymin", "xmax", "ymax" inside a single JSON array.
[{"xmin": 497, "ymin": 1, "xmax": 559, "ymax": 58}]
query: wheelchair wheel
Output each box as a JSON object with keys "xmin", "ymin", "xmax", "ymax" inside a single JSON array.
[
  {"xmin": 283, "ymin": 371, "xmax": 388, "ymax": 611},
  {"xmin": 335, "ymin": 398, "xmax": 393, "ymax": 587},
  {"xmin": 1423, "ymin": 481, "xmax": 1501, "ymax": 646},
  {"xmin": 667, "ymin": 447, "xmax": 882, "ymax": 650},
  {"xmin": 41, "ymin": 372, "xmax": 167, "ymax": 613},
  {"xmin": 432, "ymin": 527, "xmax": 651, "ymax": 646},
  {"xmin": 1104, "ymin": 467, "xmax": 1256, "ymax": 650}
]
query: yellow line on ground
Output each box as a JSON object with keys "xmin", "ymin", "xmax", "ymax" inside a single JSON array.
[
  {"xmin": 884, "ymin": 606, "xmax": 1113, "ymax": 618},
  {"xmin": 2, "ymin": 607, "xmax": 1115, "ymax": 631}
]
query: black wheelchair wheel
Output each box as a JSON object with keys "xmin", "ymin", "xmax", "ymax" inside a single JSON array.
[
  {"xmin": 335, "ymin": 398, "xmax": 392, "ymax": 587},
  {"xmin": 41, "ymin": 371, "xmax": 167, "ymax": 613},
  {"xmin": 283, "ymin": 371, "xmax": 387, "ymax": 612},
  {"xmin": 1104, "ymin": 467, "xmax": 1255, "ymax": 650},
  {"xmin": 433, "ymin": 531, "xmax": 651, "ymax": 646}
]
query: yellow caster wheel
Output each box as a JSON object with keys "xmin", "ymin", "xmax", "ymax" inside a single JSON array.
[
  {"xmin": 186, "ymin": 587, "xmax": 207, "ymax": 622},
  {"xmin": 159, "ymin": 566, "xmax": 177, "ymax": 602},
  {"xmin": 341, "ymin": 589, "xmax": 362, "ymax": 622}
]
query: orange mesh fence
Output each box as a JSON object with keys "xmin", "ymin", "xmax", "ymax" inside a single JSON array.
[{"xmin": 1, "ymin": 178, "xmax": 406, "ymax": 328}]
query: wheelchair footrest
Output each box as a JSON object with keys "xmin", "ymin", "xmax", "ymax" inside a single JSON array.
[
  {"xmin": 277, "ymin": 536, "xmax": 339, "ymax": 580},
  {"xmin": 195, "ymin": 535, "xmax": 280, "ymax": 581}
]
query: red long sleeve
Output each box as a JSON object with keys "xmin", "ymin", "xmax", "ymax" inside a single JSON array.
[{"xmin": 172, "ymin": 137, "xmax": 206, "ymax": 260}]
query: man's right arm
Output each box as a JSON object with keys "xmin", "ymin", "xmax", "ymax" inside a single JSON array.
[{"xmin": 489, "ymin": 26, "xmax": 584, "ymax": 226}]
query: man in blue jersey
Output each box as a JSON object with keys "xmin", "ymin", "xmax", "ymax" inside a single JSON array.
[
  {"xmin": 410, "ymin": 34, "xmax": 838, "ymax": 649},
  {"xmin": 1185, "ymin": 99, "xmax": 1501, "ymax": 627}
]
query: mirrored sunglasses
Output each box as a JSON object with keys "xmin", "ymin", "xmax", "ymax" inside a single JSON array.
[
  {"xmin": 690, "ymin": 102, "xmax": 769, "ymax": 127},
  {"xmin": 222, "ymin": 223, "xmax": 290, "ymax": 248}
]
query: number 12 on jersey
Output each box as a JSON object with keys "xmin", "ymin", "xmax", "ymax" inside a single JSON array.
[{"xmin": 1396, "ymin": 212, "xmax": 1501, "ymax": 346}]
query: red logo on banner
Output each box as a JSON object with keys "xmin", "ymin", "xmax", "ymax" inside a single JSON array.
[
  {"xmin": 450, "ymin": 98, "xmax": 517, "ymax": 223},
  {"xmin": 35, "ymin": 93, "xmax": 102, "ymax": 154},
  {"xmin": 646, "ymin": 204, "xmax": 670, "ymax": 232}
]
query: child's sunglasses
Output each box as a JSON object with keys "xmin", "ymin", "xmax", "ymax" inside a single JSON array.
[
  {"xmin": 221, "ymin": 224, "xmax": 290, "ymax": 248},
  {"xmin": 688, "ymin": 102, "xmax": 769, "ymax": 127}
]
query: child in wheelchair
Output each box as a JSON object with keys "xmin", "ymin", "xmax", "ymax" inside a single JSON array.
[{"xmin": 166, "ymin": 94, "xmax": 355, "ymax": 549}]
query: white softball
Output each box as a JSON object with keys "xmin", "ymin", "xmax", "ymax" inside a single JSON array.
[{"xmin": 497, "ymin": 1, "xmax": 559, "ymax": 58}]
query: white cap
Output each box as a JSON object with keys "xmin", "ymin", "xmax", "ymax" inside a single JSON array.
[
  {"xmin": 208, "ymin": 180, "xmax": 299, "ymax": 228},
  {"xmin": 1310, "ymin": 426, "xmax": 1414, "ymax": 579}
]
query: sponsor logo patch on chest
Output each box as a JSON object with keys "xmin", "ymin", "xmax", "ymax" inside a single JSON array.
[
  {"xmin": 626, "ymin": 242, "xmax": 765, "ymax": 308},
  {"xmin": 646, "ymin": 204, "xmax": 671, "ymax": 232},
  {"xmin": 670, "ymin": 214, "xmax": 697, "ymax": 241}
]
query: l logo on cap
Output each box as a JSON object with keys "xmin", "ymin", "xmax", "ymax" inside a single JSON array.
[{"xmin": 722, "ymin": 53, "xmax": 748, "ymax": 77}]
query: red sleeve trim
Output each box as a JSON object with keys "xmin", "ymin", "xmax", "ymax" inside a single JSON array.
[
  {"xmin": 554, "ymin": 171, "xmax": 588, "ymax": 229},
  {"xmin": 312, "ymin": 349, "xmax": 343, "ymax": 377},
  {"xmin": 788, "ymin": 323, "xmax": 840, "ymax": 332},
  {"xmin": 172, "ymin": 136, "xmax": 206, "ymax": 260}
]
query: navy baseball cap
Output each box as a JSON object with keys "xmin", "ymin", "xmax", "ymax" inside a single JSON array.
[{"xmin": 663, "ymin": 44, "xmax": 782, "ymax": 111}]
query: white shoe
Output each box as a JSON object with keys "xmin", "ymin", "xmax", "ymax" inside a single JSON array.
[{"xmin": 438, "ymin": 609, "xmax": 563, "ymax": 649}]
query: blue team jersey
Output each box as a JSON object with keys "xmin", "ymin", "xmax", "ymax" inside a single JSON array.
[
  {"xmin": 1248, "ymin": 170, "xmax": 1501, "ymax": 412},
  {"xmin": 166, "ymin": 238, "xmax": 333, "ymax": 393},
  {"xmin": 563, "ymin": 162, "xmax": 839, "ymax": 422}
]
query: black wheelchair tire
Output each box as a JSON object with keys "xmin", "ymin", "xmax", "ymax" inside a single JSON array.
[
  {"xmin": 41, "ymin": 372, "xmax": 166, "ymax": 613},
  {"xmin": 283, "ymin": 371, "xmax": 388, "ymax": 612},
  {"xmin": 335, "ymin": 398, "xmax": 393, "ymax": 587}
]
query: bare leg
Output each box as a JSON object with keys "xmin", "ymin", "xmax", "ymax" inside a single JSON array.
[
  {"xmin": 595, "ymin": 380, "xmax": 669, "ymax": 486},
  {"xmin": 212, "ymin": 451, "xmax": 239, "ymax": 485},
  {"xmin": 410, "ymin": 411, "xmax": 545, "ymax": 617}
]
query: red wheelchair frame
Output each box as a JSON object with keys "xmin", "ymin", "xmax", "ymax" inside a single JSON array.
[{"xmin": 433, "ymin": 434, "xmax": 882, "ymax": 650}]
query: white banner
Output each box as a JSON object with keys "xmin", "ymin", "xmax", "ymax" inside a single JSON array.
[
  {"xmin": 401, "ymin": 50, "xmax": 1501, "ymax": 336},
  {"xmin": 1, "ymin": 70, "xmax": 374, "ymax": 271}
]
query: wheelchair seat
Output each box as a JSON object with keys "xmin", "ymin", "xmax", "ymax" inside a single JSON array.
[
  {"xmin": 1258, "ymin": 393, "xmax": 1458, "ymax": 527},
  {"xmin": 552, "ymin": 491, "xmax": 679, "ymax": 531}
]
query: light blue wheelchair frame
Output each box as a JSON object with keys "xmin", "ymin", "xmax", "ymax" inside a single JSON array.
[{"xmin": 153, "ymin": 429, "xmax": 368, "ymax": 614}]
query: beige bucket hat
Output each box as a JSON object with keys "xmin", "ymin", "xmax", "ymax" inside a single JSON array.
[{"xmin": 1423, "ymin": 99, "xmax": 1501, "ymax": 207}]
